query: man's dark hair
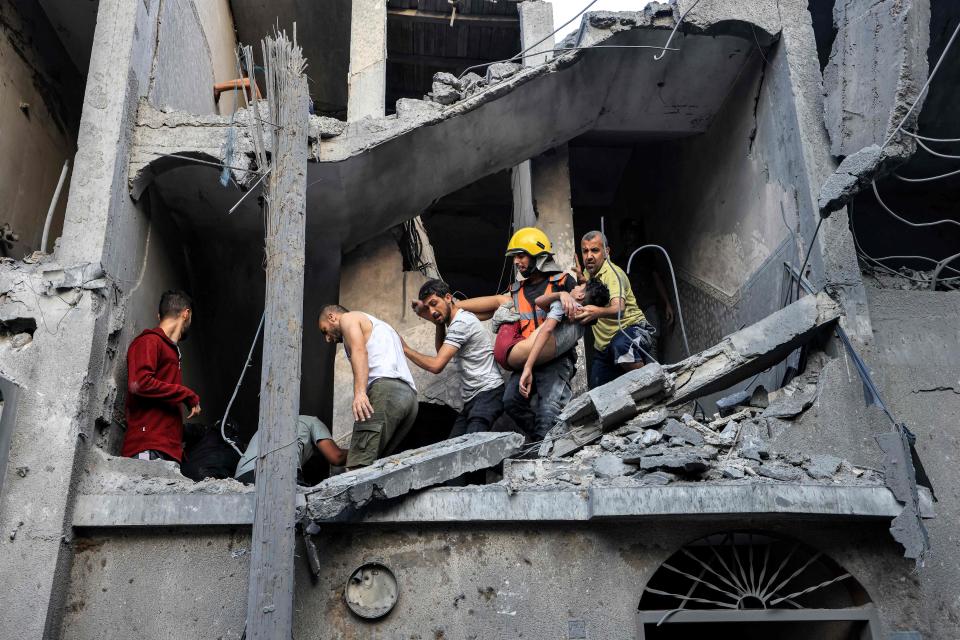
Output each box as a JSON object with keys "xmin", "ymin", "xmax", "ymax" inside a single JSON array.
[
  {"xmin": 159, "ymin": 290, "xmax": 193, "ymax": 319},
  {"xmin": 582, "ymin": 280, "xmax": 610, "ymax": 308},
  {"xmin": 319, "ymin": 304, "xmax": 348, "ymax": 319},
  {"xmin": 418, "ymin": 279, "xmax": 451, "ymax": 301}
]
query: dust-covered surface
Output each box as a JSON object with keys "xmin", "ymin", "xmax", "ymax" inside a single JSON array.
[{"xmin": 78, "ymin": 447, "xmax": 252, "ymax": 496}]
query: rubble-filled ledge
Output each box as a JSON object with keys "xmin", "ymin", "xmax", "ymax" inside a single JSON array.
[{"xmin": 328, "ymin": 483, "xmax": 934, "ymax": 524}]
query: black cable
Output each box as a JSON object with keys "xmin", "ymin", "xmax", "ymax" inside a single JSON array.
[{"xmin": 795, "ymin": 217, "xmax": 824, "ymax": 301}]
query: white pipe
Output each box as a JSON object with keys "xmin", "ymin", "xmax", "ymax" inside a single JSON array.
[{"xmin": 41, "ymin": 159, "xmax": 70, "ymax": 254}]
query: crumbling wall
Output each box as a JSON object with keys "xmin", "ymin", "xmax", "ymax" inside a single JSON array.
[
  {"xmin": 639, "ymin": 39, "xmax": 806, "ymax": 367},
  {"xmin": 57, "ymin": 521, "xmax": 922, "ymax": 640},
  {"xmin": 149, "ymin": 0, "xmax": 219, "ymax": 116},
  {"xmin": 866, "ymin": 286, "xmax": 960, "ymax": 638},
  {"xmin": 0, "ymin": 0, "xmax": 83, "ymax": 258},
  {"xmin": 61, "ymin": 527, "xmax": 250, "ymax": 640},
  {"xmin": 192, "ymin": 0, "xmax": 240, "ymax": 115}
]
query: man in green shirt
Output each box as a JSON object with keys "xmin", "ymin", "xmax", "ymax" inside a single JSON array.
[
  {"xmin": 561, "ymin": 230, "xmax": 656, "ymax": 388},
  {"xmin": 235, "ymin": 415, "xmax": 347, "ymax": 484}
]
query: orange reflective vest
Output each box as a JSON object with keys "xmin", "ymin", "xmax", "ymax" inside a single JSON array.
[{"xmin": 509, "ymin": 272, "xmax": 571, "ymax": 339}]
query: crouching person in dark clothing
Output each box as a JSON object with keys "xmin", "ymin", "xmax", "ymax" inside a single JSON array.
[
  {"xmin": 235, "ymin": 415, "xmax": 346, "ymax": 484},
  {"xmin": 405, "ymin": 279, "xmax": 505, "ymax": 438}
]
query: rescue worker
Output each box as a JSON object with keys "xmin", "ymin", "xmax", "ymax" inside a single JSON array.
[{"xmin": 458, "ymin": 227, "xmax": 578, "ymax": 441}]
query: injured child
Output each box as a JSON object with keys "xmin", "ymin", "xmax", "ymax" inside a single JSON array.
[{"xmin": 493, "ymin": 279, "xmax": 610, "ymax": 397}]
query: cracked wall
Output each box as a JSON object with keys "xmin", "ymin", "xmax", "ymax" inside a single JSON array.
[{"xmin": 0, "ymin": 0, "xmax": 83, "ymax": 258}]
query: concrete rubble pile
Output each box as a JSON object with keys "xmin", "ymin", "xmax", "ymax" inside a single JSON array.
[
  {"xmin": 505, "ymin": 368, "xmax": 882, "ymax": 490},
  {"xmin": 517, "ymin": 292, "xmax": 876, "ymax": 488},
  {"xmin": 540, "ymin": 292, "xmax": 842, "ymax": 457}
]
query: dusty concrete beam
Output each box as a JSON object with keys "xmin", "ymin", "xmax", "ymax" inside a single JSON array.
[
  {"xmin": 329, "ymin": 484, "xmax": 935, "ymax": 524},
  {"xmin": 304, "ymin": 432, "xmax": 524, "ymax": 522},
  {"xmin": 539, "ymin": 364, "xmax": 670, "ymax": 457},
  {"xmin": 128, "ymin": 101, "xmax": 345, "ymax": 199},
  {"xmin": 666, "ymin": 292, "xmax": 841, "ymax": 405},
  {"xmin": 73, "ymin": 494, "xmax": 259, "ymax": 528},
  {"xmin": 70, "ymin": 483, "xmax": 933, "ymax": 528},
  {"xmin": 823, "ymin": 0, "xmax": 930, "ymax": 159}
]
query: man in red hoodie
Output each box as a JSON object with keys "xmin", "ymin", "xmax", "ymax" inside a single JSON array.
[{"xmin": 121, "ymin": 290, "xmax": 201, "ymax": 466}]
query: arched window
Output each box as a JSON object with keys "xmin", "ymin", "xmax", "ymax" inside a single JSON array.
[{"xmin": 637, "ymin": 531, "xmax": 881, "ymax": 640}]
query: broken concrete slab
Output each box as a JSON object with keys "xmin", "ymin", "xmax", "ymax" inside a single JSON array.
[
  {"xmin": 758, "ymin": 461, "xmax": 805, "ymax": 482},
  {"xmin": 823, "ymin": 0, "xmax": 930, "ymax": 158},
  {"xmin": 592, "ymin": 454, "xmax": 633, "ymax": 479},
  {"xmin": 539, "ymin": 364, "xmax": 669, "ymax": 457},
  {"xmin": 665, "ymin": 293, "xmax": 841, "ymax": 406},
  {"xmin": 661, "ymin": 419, "xmax": 704, "ymax": 446},
  {"xmin": 304, "ymin": 432, "xmax": 523, "ymax": 522},
  {"xmin": 763, "ymin": 381, "xmax": 819, "ymax": 419},
  {"xmin": 805, "ymin": 454, "xmax": 843, "ymax": 480}
]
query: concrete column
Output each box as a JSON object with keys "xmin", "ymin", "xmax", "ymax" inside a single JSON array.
[
  {"xmin": 518, "ymin": 0, "xmax": 556, "ymax": 66},
  {"xmin": 347, "ymin": 0, "xmax": 387, "ymax": 122},
  {"xmin": 57, "ymin": 0, "xmax": 161, "ymax": 280},
  {"xmin": 531, "ymin": 146, "xmax": 577, "ymax": 272},
  {"xmin": 512, "ymin": 2, "xmax": 576, "ymax": 270},
  {"xmin": 0, "ymin": 2, "xmax": 163, "ymax": 638}
]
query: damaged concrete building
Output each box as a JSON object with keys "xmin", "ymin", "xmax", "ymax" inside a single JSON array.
[{"xmin": 0, "ymin": 0, "xmax": 958, "ymax": 637}]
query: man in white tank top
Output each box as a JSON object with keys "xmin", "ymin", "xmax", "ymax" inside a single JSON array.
[{"xmin": 319, "ymin": 304, "xmax": 418, "ymax": 468}]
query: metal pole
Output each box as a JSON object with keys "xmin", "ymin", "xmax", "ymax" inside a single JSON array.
[
  {"xmin": 41, "ymin": 159, "xmax": 70, "ymax": 253},
  {"xmin": 245, "ymin": 27, "xmax": 308, "ymax": 640}
]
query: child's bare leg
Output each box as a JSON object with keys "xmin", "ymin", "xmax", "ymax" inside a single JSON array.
[{"xmin": 507, "ymin": 327, "xmax": 558, "ymax": 370}]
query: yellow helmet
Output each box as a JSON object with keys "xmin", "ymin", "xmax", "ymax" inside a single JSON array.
[{"xmin": 505, "ymin": 227, "xmax": 553, "ymax": 257}]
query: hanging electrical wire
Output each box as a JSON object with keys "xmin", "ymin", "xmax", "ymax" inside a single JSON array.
[
  {"xmin": 882, "ymin": 20, "xmax": 960, "ymax": 149},
  {"xmin": 915, "ymin": 138, "xmax": 960, "ymax": 160},
  {"xmin": 457, "ymin": 0, "xmax": 601, "ymax": 78},
  {"xmin": 653, "ymin": 0, "xmax": 705, "ymax": 60},
  {"xmin": 893, "ymin": 166, "xmax": 960, "ymax": 183},
  {"xmin": 871, "ymin": 180, "xmax": 960, "ymax": 228},
  {"xmin": 901, "ymin": 130, "xmax": 960, "ymax": 144}
]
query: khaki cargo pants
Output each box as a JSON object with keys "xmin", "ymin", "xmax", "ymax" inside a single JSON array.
[{"xmin": 346, "ymin": 377, "xmax": 419, "ymax": 468}]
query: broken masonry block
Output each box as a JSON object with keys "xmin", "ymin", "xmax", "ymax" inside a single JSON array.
[
  {"xmin": 637, "ymin": 452, "xmax": 710, "ymax": 474},
  {"xmin": 592, "ymin": 453, "xmax": 633, "ymax": 479},
  {"xmin": 431, "ymin": 82, "xmax": 462, "ymax": 105},
  {"xmin": 623, "ymin": 408, "xmax": 667, "ymax": 432},
  {"xmin": 738, "ymin": 437, "xmax": 770, "ymax": 462},
  {"xmin": 638, "ymin": 471, "xmax": 675, "ymax": 486},
  {"xmin": 758, "ymin": 461, "xmax": 805, "ymax": 482},
  {"xmin": 640, "ymin": 429, "xmax": 662, "ymax": 446},
  {"xmin": 804, "ymin": 454, "xmax": 843, "ymax": 480},
  {"xmin": 304, "ymin": 432, "xmax": 523, "ymax": 522},
  {"xmin": 432, "ymin": 72, "xmax": 459, "ymax": 87},
  {"xmin": 716, "ymin": 389, "xmax": 752, "ymax": 417},
  {"xmin": 665, "ymin": 293, "xmax": 840, "ymax": 406},
  {"xmin": 662, "ymin": 418, "xmax": 705, "ymax": 446},
  {"xmin": 485, "ymin": 61, "xmax": 521, "ymax": 84},
  {"xmin": 539, "ymin": 364, "xmax": 669, "ymax": 458},
  {"xmin": 762, "ymin": 382, "xmax": 818, "ymax": 419}
]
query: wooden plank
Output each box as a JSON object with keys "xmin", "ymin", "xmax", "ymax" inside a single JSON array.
[
  {"xmin": 244, "ymin": 28, "xmax": 309, "ymax": 640},
  {"xmin": 387, "ymin": 52, "xmax": 490, "ymax": 69},
  {"xmin": 388, "ymin": 8, "xmax": 519, "ymax": 28}
]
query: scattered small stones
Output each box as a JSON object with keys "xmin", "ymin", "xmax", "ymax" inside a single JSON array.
[{"xmin": 16, "ymin": 466, "xmax": 29, "ymax": 478}]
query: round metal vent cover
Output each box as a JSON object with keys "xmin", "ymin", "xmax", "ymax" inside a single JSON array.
[{"xmin": 344, "ymin": 562, "xmax": 398, "ymax": 619}]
